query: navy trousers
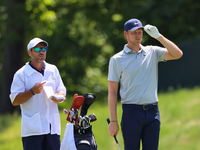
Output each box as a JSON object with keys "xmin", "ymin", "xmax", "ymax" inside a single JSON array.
[
  {"xmin": 121, "ymin": 104, "xmax": 160, "ymax": 150},
  {"xmin": 22, "ymin": 133, "xmax": 60, "ymax": 150}
]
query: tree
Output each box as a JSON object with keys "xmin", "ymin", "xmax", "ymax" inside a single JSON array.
[
  {"xmin": 1, "ymin": 0, "xmax": 200, "ymax": 114},
  {"xmin": 0, "ymin": 0, "xmax": 27, "ymax": 114}
]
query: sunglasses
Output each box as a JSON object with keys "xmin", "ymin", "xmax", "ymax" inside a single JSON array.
[{"xmin": 33, "ymin": 47, "xmax": 48, "ymax": 52}]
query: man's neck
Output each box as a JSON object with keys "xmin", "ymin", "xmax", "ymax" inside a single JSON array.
[
  {"xmin": 30, "ymin": 61, "xmax": 44, "ymax": 71},
  {"xmin": 126, "ymin": 43, "xmax": 141, "ymax": 53}
]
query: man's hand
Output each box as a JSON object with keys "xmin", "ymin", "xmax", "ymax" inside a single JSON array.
[
  {"xmin": 50, "ymin": 92, "xmax": 65, "ymax": 103},
  {"xmin": 50, "ymin": 96, "xmax": 64, "ymax": 103},
  {"xmin": 144, "ymin": 24, "xmax": 161, "ymax": 39},
  {"xmin": 108, "ymin": 121, "xmax": 119, "ymax": 137},
  {"xmin": 32, "ymin": 81, "xmax": 46, "ymax": 94}
]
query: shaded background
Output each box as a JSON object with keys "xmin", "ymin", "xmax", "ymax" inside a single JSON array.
[{"xmin": 0, "ymin": 0, "xmax": 200, "ymax": 114}]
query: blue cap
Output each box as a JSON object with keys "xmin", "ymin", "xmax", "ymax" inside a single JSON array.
[{"xmin": 124, "ymin": 19, "xmax": 143, "ymax": 31}]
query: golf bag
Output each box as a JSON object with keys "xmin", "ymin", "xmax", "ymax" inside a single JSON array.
[
  {"xmin": 60, "ymin": 123, "xmax": 97, "ymax": 150},
  {"xmin": 60, "ymin": 93, "xmax": 97, "ymax": 150},
  {"xmin": 74, "ymin": 125, "xmax": 97, "ymax": 150}
]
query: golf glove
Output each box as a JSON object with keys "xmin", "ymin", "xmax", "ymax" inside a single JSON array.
[{"xmin": 144, "ymin": 24, "xmax": 161, "ymax": 39}]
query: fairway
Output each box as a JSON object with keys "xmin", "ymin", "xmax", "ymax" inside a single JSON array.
[{"xmin": 1, "ymin": 87, "xmax": 200, "ymax": 150}]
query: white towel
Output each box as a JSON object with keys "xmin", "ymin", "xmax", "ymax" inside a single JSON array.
[{"xmin": 60, "ymin": 123, "xmax": 77, "ymax": 150}]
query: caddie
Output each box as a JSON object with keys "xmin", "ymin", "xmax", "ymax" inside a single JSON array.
[{"xmin": 9, "ymin": 37, "xmax": 66, "ymax": 150}]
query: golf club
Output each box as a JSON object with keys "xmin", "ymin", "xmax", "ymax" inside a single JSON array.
[
  {"xmin": 80, "ymin": 93, "xmax": 96, "ymax": 117},
  {"xmin": 106, "ymin": 118, "xmax": 121, "ymax": 150},
  {"xmin": 82, "ymin": 116, "xmax": 88, "ymax": 127},
  {"xmin": 88, "ymin": 113, "xmax": 97, "ymax": 122},
  {"xmin": 63, "ymin": 109, "xmax": 69, "ymax": 114},
  {"xmin": 78, "ymin": 116, "xmax": 83, "ymax": 127},
  {"xmin": 84, "ymin": 115, "xmax": 90, "ymax": 125}
]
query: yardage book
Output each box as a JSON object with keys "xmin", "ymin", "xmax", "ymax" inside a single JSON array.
[{"xmin": 43, "ymin": 86, "xmax": 66, "ymax": 100}]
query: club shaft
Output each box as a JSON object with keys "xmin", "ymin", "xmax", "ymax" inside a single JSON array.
[{"xmin": 117, "ymin": 143, "xmax": 121, "ymax": 150}]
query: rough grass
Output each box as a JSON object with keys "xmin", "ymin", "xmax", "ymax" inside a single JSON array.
[{"xmin": 1, "ymin": 87, "xmax": 200, "ymax": 150}]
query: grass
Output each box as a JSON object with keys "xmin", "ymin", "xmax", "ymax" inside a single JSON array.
[
  {"xmin": 158, "ymin": 87, "xmax": 200, "ymax": 150},
  {"xmin": 1, "ymin": 87, "xmax": 200, "ymax": 150}
]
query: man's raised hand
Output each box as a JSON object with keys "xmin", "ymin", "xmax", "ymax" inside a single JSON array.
[{"xmin": 144, "ymin": 24, "xmax": 161, "ymax": 39}]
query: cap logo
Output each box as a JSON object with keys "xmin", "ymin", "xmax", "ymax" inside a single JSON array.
[{"xmin": 134, "ymin": 22, "xmax": 139, "ymax": 25}]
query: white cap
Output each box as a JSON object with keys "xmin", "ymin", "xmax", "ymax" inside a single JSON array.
[{"xmin": 27, "ymin": 37, "xmax": 48, "ymax": 50}]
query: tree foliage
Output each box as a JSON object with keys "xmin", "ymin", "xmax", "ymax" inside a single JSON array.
[{"xmin": 0, "ymin": 0, "xmax": 200, "ymax": 113}]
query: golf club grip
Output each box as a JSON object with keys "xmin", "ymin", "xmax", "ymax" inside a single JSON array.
[{"xmin": 106, "ymin": 118, "xmax": 119, "ymax": 144}]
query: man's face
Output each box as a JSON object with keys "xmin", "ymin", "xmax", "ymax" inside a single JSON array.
[
  {"xmin": 124, "ymin": 28, "xmax": 143, "ymax": 45},
  {"xmin": 28, "ymin": 43, "xmax": 47, "ymax": 63}
]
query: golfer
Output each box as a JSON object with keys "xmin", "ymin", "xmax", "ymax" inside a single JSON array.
[
  {"xmin": 107, "ymin": 18, "xmax": 183, "ymax": 150},
  {"xmin": 9, "ymin": 37, "xmax": 66, "ymax": 150}
]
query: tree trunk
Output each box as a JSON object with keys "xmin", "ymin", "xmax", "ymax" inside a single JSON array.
[{"xmin": 0, "ymin": 0, "xmax": 26, "ymax": 114}]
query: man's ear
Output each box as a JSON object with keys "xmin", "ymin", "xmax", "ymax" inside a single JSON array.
[
  {"xmin": 27, "ymin": 50, "xmax": 31, "ymax": 56},
  {"xmin": 124, "ymin": 31, "xmax": 127, "ymax": 37}
]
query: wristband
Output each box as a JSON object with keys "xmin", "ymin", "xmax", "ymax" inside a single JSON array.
[
  {"xmin": 110, "ymin": 120, "xmax": 117, "ymax": 122},
  {"xmin": 31, "ymin": 88, "xmax": 35, "ymax": 95}
]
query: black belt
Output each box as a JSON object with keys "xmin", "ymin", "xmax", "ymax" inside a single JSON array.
[{"xmin": 123, "ymin": 102, "xmax": 158, "ymax": 110}]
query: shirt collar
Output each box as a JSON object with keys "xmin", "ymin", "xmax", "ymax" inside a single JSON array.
[
  {"xmin": 124, "ymin": 44, "xmax": 146, "ymax": 54},
  {"xmin": 29, "ymin": 61, "xmax": 46, "ymax": 76},
  {"xmin": 25, "ymin": 61, "xmax": 46, "ymax": 76}
]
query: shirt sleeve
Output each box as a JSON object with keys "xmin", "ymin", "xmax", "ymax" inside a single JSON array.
[
  {"xmin": 54, "ymin": 66, "xmax": 67, "ymax": 95},
  {"xmin": 153, "ymin": 46, "xmax": 167, "ymax": 62},
  {"xmin": 9, "ymin": 71, "xmax": 25, "ymax": 103},
  {"xmin": 108, "ymin": 57, "xmax": 121, "ymax": 82}
]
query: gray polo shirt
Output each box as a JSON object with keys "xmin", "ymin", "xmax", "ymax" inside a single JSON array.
[{"xmin": 108, "ymin": 44, "xmax": 167, "ymax": 104}]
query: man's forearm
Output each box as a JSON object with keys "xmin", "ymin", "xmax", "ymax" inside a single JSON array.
[
  {"xmin": 157, "ymin": 35, "xmax": 183, "ymax": 59},
  {"xmin": 108, "ymin": 81, "xmax": 119, "ymax": 122},
  {"xmin": 108, "ymin": 94, "xmax": 118, "ymax": 121},
  {"xmin": 12, "ymin": 89, "xmax": 33, "ymax": 106}
]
